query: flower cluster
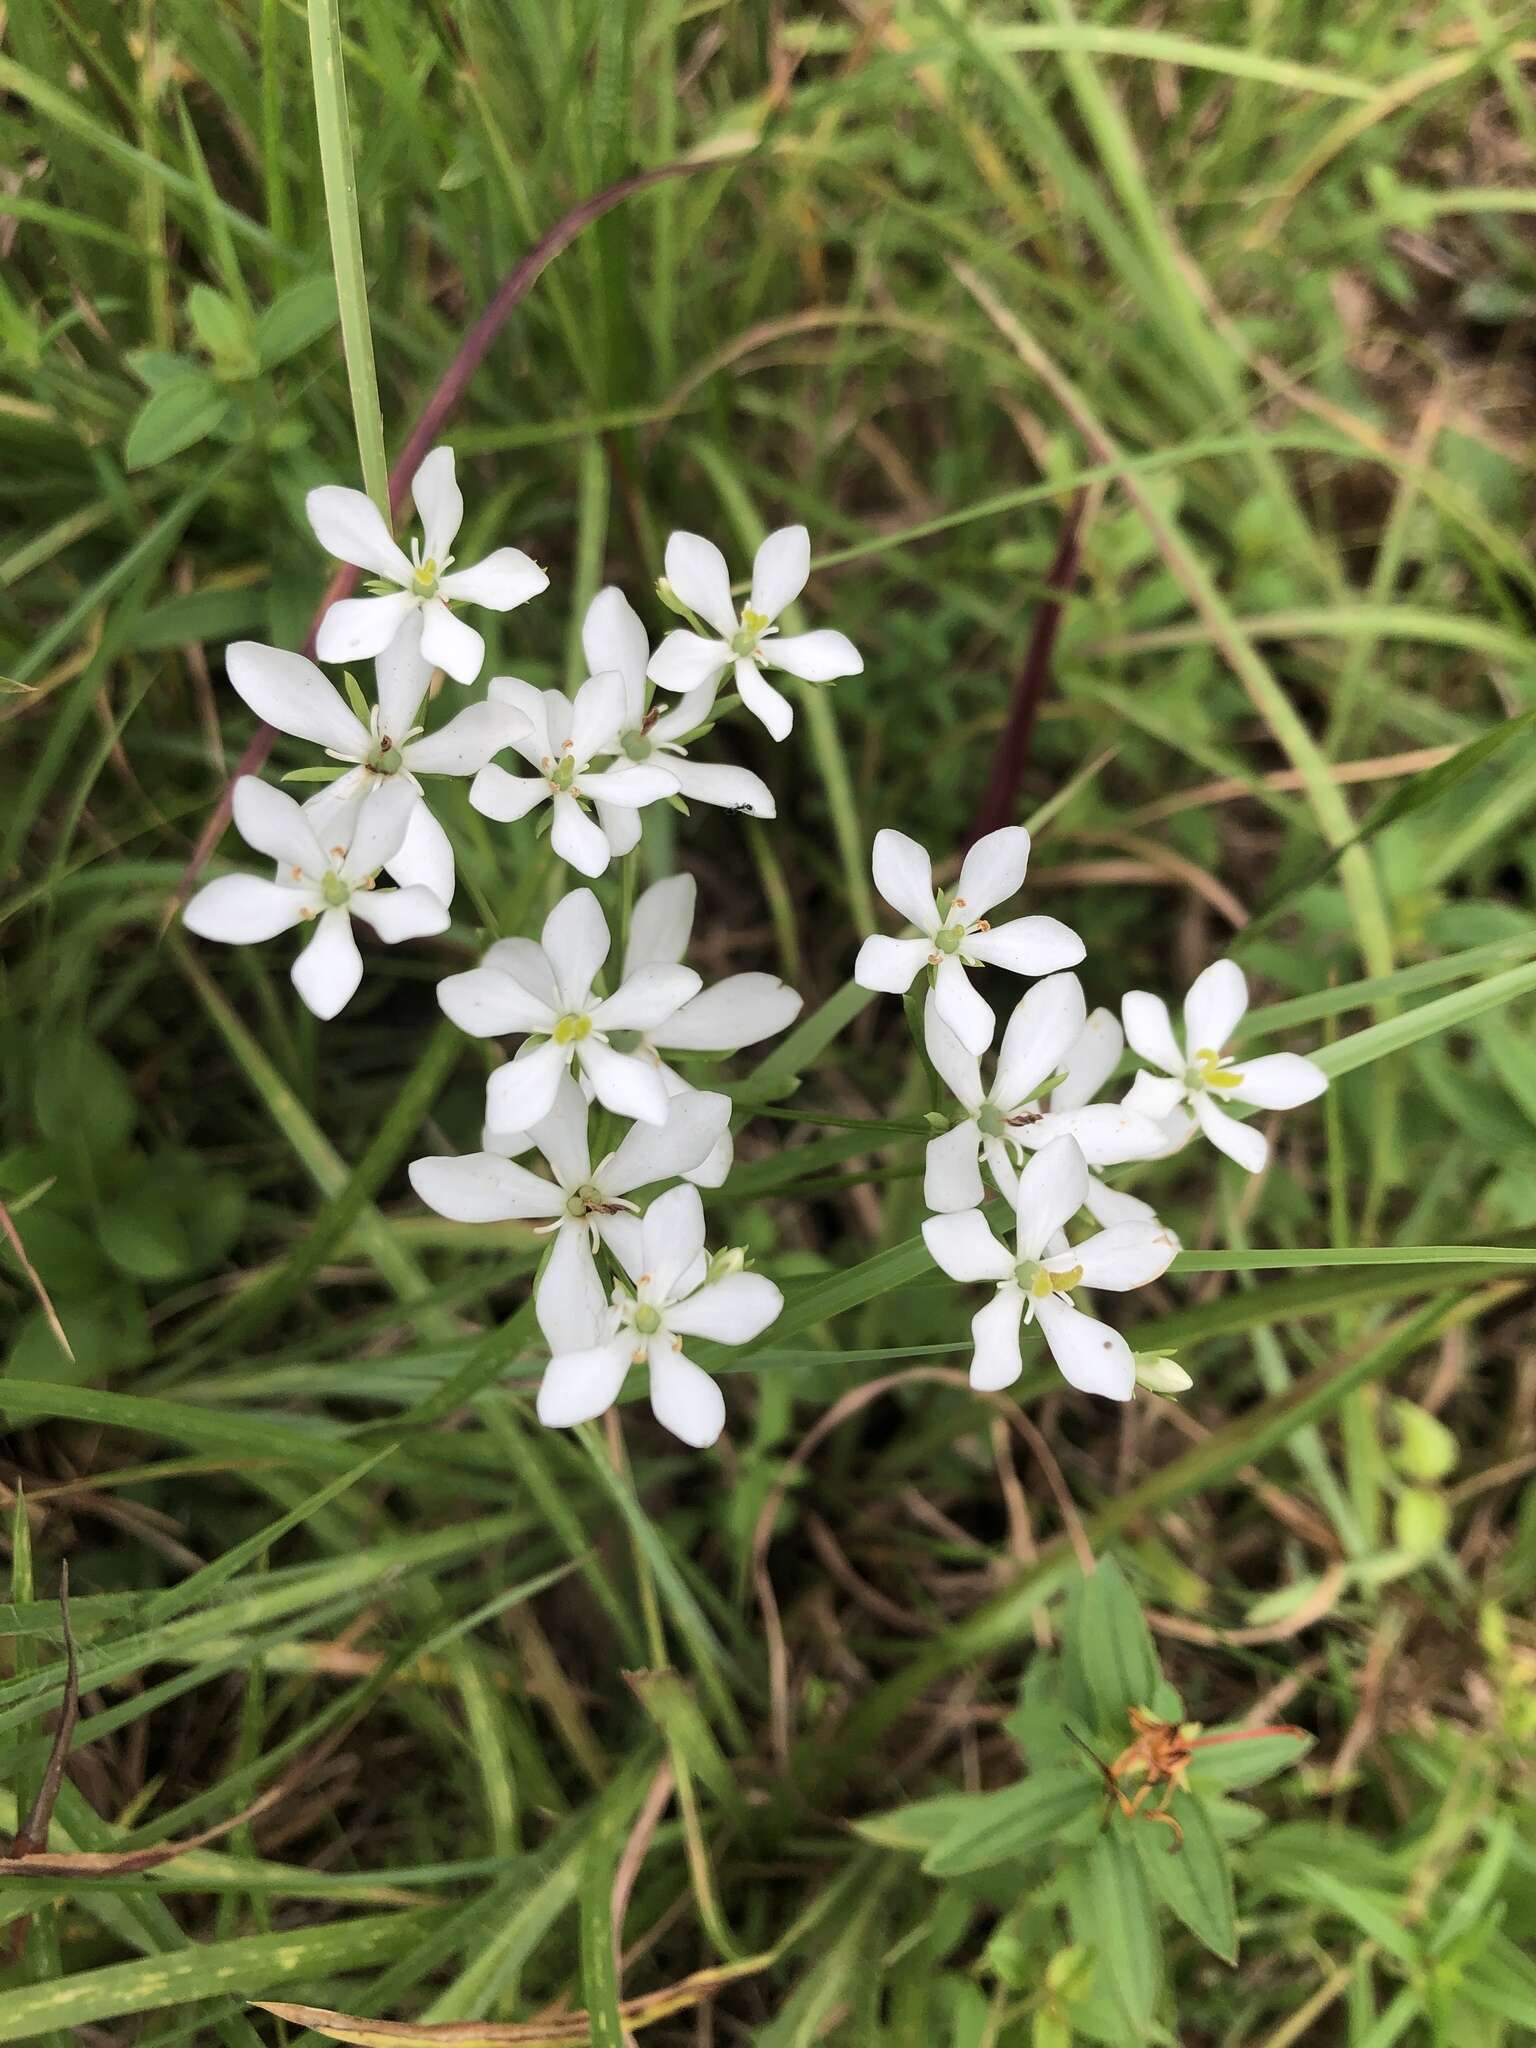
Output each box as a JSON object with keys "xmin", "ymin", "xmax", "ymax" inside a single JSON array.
[
  {"xmin": 187, "ymin": 450, "xmax": 860, "ymax": 1444},
  {"xmin": 854, "ymin": 827, "xmax": 1328, "ymax": 1401}
]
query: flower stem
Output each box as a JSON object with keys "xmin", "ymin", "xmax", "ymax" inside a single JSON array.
[{"xmin": 306, "ymin": 0, "xmax": 389, "ymax": 514}]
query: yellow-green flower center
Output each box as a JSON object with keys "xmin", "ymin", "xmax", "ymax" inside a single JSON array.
[
  {"xmin": 320, "ymin": 871, "xmax": 352, "ymax": 909},
  {"xmin": 1189, "ymin": 1046, "xmax": 1243, "ymax": 1091},
  {"xmin": 933, "ymin": 923, "xmax": 966, "ymax": 956},
  {"xmin": 548, "ymin": 754, "xmax": 578, "ymax": 793},
  {"xmin": 976, "ymin": 1102, "xmax": 1007, "ymax": 1138},
  {"xmin": 730, "ymin": 606, "xmax": 769, "ymax": 657},
  {"xmin": 411, "ymin": 557, "xmax": 440, "ymax": 597},
  {"xmin": 1023, "ymin": 1261, "xmax": 1082, "ymax": 1299},
  {"xmin": 552, "ymin": 1012, "xmax": 592, "ymax": 1046},
  {"xmin": 633, "ymin": 1303, "xmax": 662, "ymax": 1336}
]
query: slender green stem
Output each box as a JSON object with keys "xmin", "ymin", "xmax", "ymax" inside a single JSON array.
[{"xmin": 306, "ymin": 0, "xmax": 389, "ymax": 513}]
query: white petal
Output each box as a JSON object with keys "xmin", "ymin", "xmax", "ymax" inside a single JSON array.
[
  {"xmin": 578, "ymin": 764, "xmax": 677, "ymax": 808},
  {"xmin": 1013, "ymin": 1135, "xmax": 1089, "ymax": 1262},
  {"xmin": 409, "ymin": 446, "xmax": 463, "ymax": 561},
  {"xmin": 594, "ymin": 801, "xmax": 642, "ymax": 859},
  {"xmin": 388, "ymin": 795, "xmax": 455, "ymax": 902},
  {"xmin": 1021, "ymin": 1102, "xmax": 1167, "ymax": 1167},
  {"xmin": 1083, "ymin": 1177, "xmax": 1159, "ymax": 1227},
  {"xmin": 408, "ymin": 1151, "xmax": 560, "ymax": 1223},
  {"xmin": 934, "ymin": 955, "xmax": 995, "ymax": 1056},
  {"xmin": 853, "ymin": 934, "xmax": 931, "ymax": 995},
  {"xmin": 662, "ymin": 756, "xmax": 775, "ymax": 818},
  {"xmin": 647, "ymin": 1346, "xmax": 725, "ymax": 1449},
  {"xmin": 686, "ymin": 1126, "xmax": 734, "ymax": 1190},
  {"xmin": 648, "ymin": 678, "xmax": 722, "ymax": 742},
  {"xmin": 597, "ymin": 1209, "xmax": 644, "ymax": 1281},
  {"xmin": 591, "ymin": 964, "xmax": 701, "ymax": 1033},
  {"xmin": 1052, "ymin": 1008, "xmax": 1123, "ymax": 1112},
  {"xmin": 469, "ymin": 765, "xmax": 549, "ymax": 824},
  {"xmin": 527, "ymin": 1071, "xmax": 593, "ymax": 1188},
  {"xmin": 537, "ymin": 1338, "xmax": 633, "ymax": 1430},
  {"xmin": 581, "ymin": 586, "xmax": 649, "ymax": 724},
  {"xmin": 1068, "ymin": 1221, "xmax": 1178, "ymax": 1292},
  {"xmin": 440, "ymin": 547, "xmax": 547, "ymax": 612},
  {"xmin": 966, "ymin": 915, "xmax": 1085, "ymax": 977},
  {"xmin": 437, "ymin": 964, "xmax": 556, "ymax": 1038},
  {"xmin": 485, "ymin": 1040, "xmax": 571, "ymax": 1131},
  {"xmin": 1229, "ymin": 1052, "xmax": 1328, "ymax": 1110},
  {"xmin": 534, "ymin": 1224, "xmax": 608, "ymax": 1354},
  {"xmin": 647, "ymin": 629, "xmax": 731, "ymax": 695},
  {"xmin": 763, "ymin": 629, "xmax": 861, "ymax": 682},
  {"xmin": 550, "ymin": 792, "xmax": 612, "ymax": 877},
  {"xmin": 419, "ymin": 597, "xmax": 485, "ymax": 685},
  {"xmin": 484, "ymin": 936, "xmax": 559, "ymax": 1011},
  {"xmin": 994, "ymin": 973, "xmax": 1087, "ymax": 1111},
  {"xmin": 734, "ymin": 656, "xmax": 793, "ymax": 741},
  {"xmin": 650, "ymin": 974, "xmax": 801, "ymax": 1053},
  {"xmin": 1034, "ymin": 1293, "xmax": 1134, "ymax": 1401},
  {"xmin": 315, "ymin": 591, "xmax": 419, "ymax": 666},
  {"xmin": 1121, "ymin": 991, "xmax": 1185, "ymax": 1077},
  {"xmin": 871, "ymin": 827, "xmax": 939, "ymax": 932},
  {"xmin": 603, "ymin": 1088, "xmax": 732, "ymax": 1196},
  {"xmin": 954, "ymin": 827, "xmax": 1030, "ymax": 920},
  {"xmin": 1183, "ymin": 957, "xmax": 1249, "ymax": 1058},
  {"xmin": 922, "ymin": 1208, "xmax": 1013, "ymax": 1284},
  {"xmin": 625, "ymin": 873, "xmax": 695, "ymax": 974},
  {"xmin": 349, "ymin": 883, "xmax": 449, "ymax": 943},
  {"xmin": 749, "ymin": 525, "xmax": 809, "ymax": 620},
  {"xmin": 664, "ymin": 531, "xmax": 738, "ymax": 637},
  {"xmin": 924, "ymin": 1120, "xmax": 985, "ymax": 1214},
  {"xmin": 1193, "ymin": 1091, "xmax": 1269, "ymax": 1172},
  {"xmin": 338, "ymin": 776, "xmax": 416, "ymax": 880},
  {"xmin": 183, "ymin": 873, "xmax": 308, "ymax": 944},
  {"xmin": 570, "ymin": 668, "xmax": 628, "ymax": 764},
  {"xmin": 291, "ymin": 909, "xmax": 362, "ymax": 1020},
  {"xmin": 1122, "ymin": 1070, "xmax": 1188, "ymax": 1122},
  {"xmin": 231, "ymin": 775, "xmax": 327, "ymax": 873},
  {"xmin": 920, "ymin": 990, "xmax": 983, "ymax": 1110},
  {"xmin": 488, "ymin": 676, "xmax": 552, "ymax": 762},
  {"xmin": 666, "ymin": 1270, "xmax": 782, "ymax": 1344},
  {"xmin": 639, "ymin": 1183, "xmax": 708, "ymax": 1300},
  {"xmin": 541, "ymin": 888, "xmax": 608, "ymax": 1010},
  {"xmin": 970, "ymin": 1287, "xmax": 1025, "ymax": 1392},
  {"xmin": 408, "ymin": 699, "xmax": 527, "ymax": 776},
  {"xmin": 375, "ymin": 611, "xmax": 433, "ymax": 739},
  {"xmin": 226, "ymin": 642, "xmax": 365, "ymax": 755},
  {"xmin": 578, "ymin": 1039, "xmax": 671, "ymax": 1126},
  {"xmin": 306, "ymin": 484, "xmax": 413, "ymax": 581}
]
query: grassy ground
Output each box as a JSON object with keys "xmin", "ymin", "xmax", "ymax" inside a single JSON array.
[{"xmin": 3, "ymin": 1, "xmax": 1536, "ymax": 2041}]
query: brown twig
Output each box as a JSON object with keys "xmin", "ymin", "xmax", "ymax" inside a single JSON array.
[
  {"xmin": 0, "ymin": 1197, "xmax": 74, "ymax": 1364},
  {"xmin": 5, "ymin": 1565, "xmax": 78, "ymax": 1961}
]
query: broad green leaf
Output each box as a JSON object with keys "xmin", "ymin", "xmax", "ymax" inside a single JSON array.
[
  {"xmin": 1066, "ymin": 1832, "xmax": 1163, "ymax": 2043},
  {"xmin": 923, "ymin": 1767, "xmax": 1098, "ymax": 1875},
  {"xmin": 1065, "ymin": 1559, "xmax": 1161, "ymax": 1730},
  {"xmin": 254, "ymin": 275, "xmax": 339, "ymax": 367},
  {"xmin": 186, "ymin": 281, "xmax": 255, "ymax": 373},
  {"xmin": 1131, "ymin": 1798, "xmax": 1237, "ymax": 1964},
  {"xmin": 1184, "ymin": 1727, "xmax": 1312, "ymax": 1792},
  {"xmin": 854, "ymin": 1792, "xmax": 998, "ymax": 1855},
  {"xmin": 33, "ymin": 1035, "xmax": 135, "ymax": 1154},
  {"xmin": 123, "ymin": 376, "xmax": 233, "ymax": 470}
]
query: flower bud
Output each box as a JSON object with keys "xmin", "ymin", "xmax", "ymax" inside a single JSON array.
[
  {"xmin": 1134, "ymin": 1352, "xmax": 1191, "ymax": 1396},
  {"xmin": 706, "ymin": 1245, "xmax": 747, "ymax": 1285}
]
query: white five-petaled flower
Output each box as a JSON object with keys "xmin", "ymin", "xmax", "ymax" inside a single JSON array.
[
  {"xmin": 618, "ymin": 873, "xmax": 804, "ymax": 1186},
  {"xmin": 573, "ymin": 588, "xmax": 777, "ymax": 854},
  {"xmin": 647, "ymin": 526, "xmax": 862, "ymax": 742},
  {"xmin": 226, "ymin": 616, "xmax": 526, "ymax": 906},
  {"xmin": 408, "ymin": 1072, "xmax": 732, "ymax": 1347},
  {"xmin": 183, "ymin": 776, "xmax": 449, "ymax": 1020},
  {"xmin": 307, "ymin": 445, "xmax": 548, "ymax": 684},
  {"xmin": 537, "ymin": 1182, "xmax": 783, "ymax": 1447},
  {"xmin": 922, "ymin": 976, "xmax": 1165, "ymax": 1214},
  {"xmin": 855, "ymin": 825, "xmax": 1085, "ymax": 1055},
  {"xmin": 436, "ymin": 888, "xmax": 701, "ymax": 1130},
  {"xmin": 468, "ymin": 669, "xmax": 678, "ymax": 878},
  {"xmin": 1120, "ymin": 958, "xmax": 1327, "ymax": 1174},
  {"xmin": 922, "ymin": 1135, "xmax": 1178, "ymax": 1401}
]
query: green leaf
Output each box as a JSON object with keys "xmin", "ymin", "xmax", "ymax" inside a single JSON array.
[
  {"xmin": 33, "ymin": 1036, "xmax": 136, "ymax": 1155},
  {"xmin": 99, "ymin": 1192, "xmax": 196, "ymax": 1282},
  {"xmin": 1390, "ymin": 1400, "xmax": 1458, "ymax": 1482},
  {"xmin": 1065, "ymin": 1558, "xmax": 1161, "ymax": 1731},
  {"xmin": 854, "ymin": 1792, "xmax": 998, "ymax": 1855},
  {"xmin": 922, "ymin": 1766, "xmax": 1099, "ymax": 1875},
  {"xmin": 123, "ymin": 376, "xmax": 233, "ymax": 470},
  {"xmin": 342, "ymin": 668, "xmax": 372, "ymax": 725},
  {"xmin": 1132, "ymin": 1797, "xmax": 1237, "ymax": 1964},
  {"xmin": 124, "ymin": 347, "xmax": 202, "ymax": 391},
  {"xmin": 1067, "ymin": 1832, "xmax": 1163, "ymax": 2043},
  {"xmin": 253, "ymin": 275, "xmax": 339, "ymax": 367},
  {"xmin": 1312, "ymin": 960, "xmax": 1536, "ymax": 1080},
  {"xmin": 1184, "ymin": 1727, "xmax": 1312, "ymax": 1792},
  {"xmin": 1394, "ymin": 1485, "xmax": 1450, "ymax": 1555},
  {"xmin": 186, "ymin": 281, "xmax": 256, "ymax": 374}
]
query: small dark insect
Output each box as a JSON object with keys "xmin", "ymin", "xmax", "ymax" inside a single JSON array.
[{"xmin": 1067, "ymin": 1707, "xmax": 1306, "ymax": 1848}]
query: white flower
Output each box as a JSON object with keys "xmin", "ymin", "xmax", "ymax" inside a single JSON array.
[
  {"xmin": 436, "ymin": 888, "xmax": 701, "ymax": 1130},
  {"xmin": 226, "ymin": 616, "xmax": 526, "ymax": 906},
  {"xmin": 618, "ymin": 873, "xmax": 804, "ymax": 1186},
  {"xmin": 183, "ymin": 775, "xmax": 449, "ymax": 1020},
  {"xmin": 537, "ymin": 1183, "xmax": 782, "ymax": 1446},
  {"xmin": 409, "ymin": 1072, "xmax": 732, "ymax": 1347},
  {"xmin": 307, "ymin": 446, "xmax": 548, "ymax": 684},
  {"xmin": 647, "ymin": 526, "xmax": 862, "ymax": 742},
  {"xmin": 1121, "ymin": 958, "xmax": 1327, "ymax": 1174},
  {"xmin": 921, "ymin": 977, "xmax": 1165, "ymax": 1213},
  {"xmin": 573, "ymin": 587, "xmax": 776, "ymax": 856},
  {"xmin": 854, "ymin": 826, "xmax": 1085, "ymax": 1055},
  {"xmin": 921, "ymin": 1135, "xmax": 1178, "ymax": 1401},
  {"xmin": 467, "ymin": 667, "xmax": 678, "ymax": 878}
]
